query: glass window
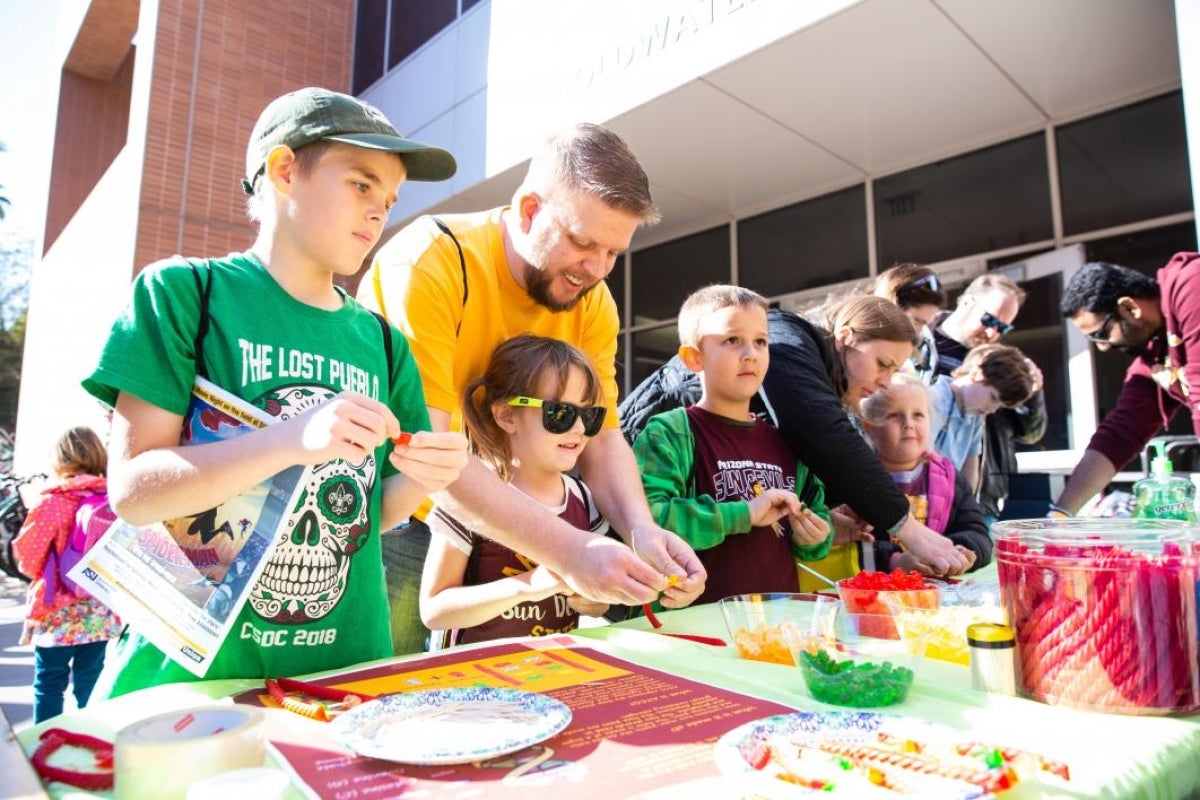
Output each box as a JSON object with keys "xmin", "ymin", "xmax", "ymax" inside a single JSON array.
[
  {"xmin": 875, "ymin": 134, "xmax": 1052, "ymax": 266},
  {"xmin": 607, "ymin": 260, "xmax": 626, "ymax": 330},
  {"xmin": 630, "ymin": 323, "xmax": 680, "ymax": 390},
  {"xmin": 1057, "ymin": 92, "xmax": 1192, "ymax": 236},
  {"xmin": 738, "ymin": 185, "xmax": 868, "ymax": 298},
  {"xmin": 389, "ymin": 0, "xmax": 456, "ymax": 69},
  {"xmin": 631, "ymin": 225, "xmax": 729, "ymax": 326},
  {"xmin": 462, "ymin": 0, "xmax": 484, "ymax": 10},
  {"xmin": 352, "ymin": 0, "xmax": 388, "ymax": 94}
]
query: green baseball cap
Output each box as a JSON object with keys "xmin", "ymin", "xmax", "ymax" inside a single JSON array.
[{"xmin": 242, "ymin": 87, "xmax": 457, "ymax": 194}]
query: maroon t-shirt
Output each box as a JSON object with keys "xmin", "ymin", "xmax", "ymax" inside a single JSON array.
[
  {"xmin": 686, "ymin": 405, "xmax": 801, "ymax": 604},
  {"xmin": 428, "ymin": 475, "xmax": 607, "ymax": 647}
]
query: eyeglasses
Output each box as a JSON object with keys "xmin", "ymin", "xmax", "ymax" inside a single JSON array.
[
  {"xmin": 904, "ymin": 273, "xmax": 941, "ymax": 292},
  {"xmin": 508, "ymin": 397, "xmax": 607, "ymax": 436},
  {"xmin": 979, "ymin": 312, "xmax": 1013, "ymax": 336},
  {"xmin": 1084, "ymin": 312, "xmax": 1116, "ymax": 343}
]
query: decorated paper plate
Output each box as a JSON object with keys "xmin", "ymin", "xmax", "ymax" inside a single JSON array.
[
  {"xmin": 331, "ymin": 687, "xmax": 572, "ymax": 765},
  {"xmin": 714, "ymin": 710, "xmax": 1063, "ymax": 798}
]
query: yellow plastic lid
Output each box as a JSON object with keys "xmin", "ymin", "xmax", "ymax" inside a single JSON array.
[{"xmin": 967, "ymin": 622, "xmax": 1014, "ymax": 644}]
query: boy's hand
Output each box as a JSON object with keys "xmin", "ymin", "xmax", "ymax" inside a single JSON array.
[
  {"xmin": 788, "ymin": 504, "xmax": 830, "ymax": 546},
  {"xmin": 287, "ymin": 392, "xmax": 398, "ymax": 465},
  {"xmin": 748, "ymin": 488, "xmax": 802, "ymax": 528},
  {"xmin": 389, "ymin": 431, "xmax": 469, "ymax": 494}
]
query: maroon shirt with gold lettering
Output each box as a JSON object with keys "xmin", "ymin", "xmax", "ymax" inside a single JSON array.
[
  {"xmin": 428, "ymin": 474, "xmax": 608, "ymax": 647},
  {"xmin": 687, "ymin": 406, "xmax": 802, "ymax": 603}
]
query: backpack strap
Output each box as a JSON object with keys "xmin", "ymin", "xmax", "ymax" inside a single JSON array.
[
  {"xmin": 187, "ymin": 259, "xmax": 213, "ymax": 379},
  {"xmin": 430, "ymin": 216, "xmax": 468, "ymax": 336},
  {"xmin": 370, "ymin": 311, "xmax": 394, "ymax": 383}
]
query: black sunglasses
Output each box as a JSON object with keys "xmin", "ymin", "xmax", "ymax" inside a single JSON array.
[
  {"xmin": 1085, "ymin": 312, "xmax": 1116, "ymax": 343},
  {"xmin": 979, "ymin": 311, "xmax": 1013, "ymax": 336},
  {"xmin": 904, "ymin": 273, "xmax": 941, "ymax": 292},
  {"xmin": 508, "ymin": 397, "xmax": 607, "ymax": 436}
]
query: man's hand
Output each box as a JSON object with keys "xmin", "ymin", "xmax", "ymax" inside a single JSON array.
[
  {"xmin": 894, "ymin": 516, "xmax": 970, "ymax": 576},
  {"xmin": 630, "ymin": 525, "xmax": 707, "ymax": 609},
  {"xmin": 389, "ymin": 431, "xmax": 469, "ymax": 495},
  {"xmin": 566, "ymin": 594, "xmax": 610, "ymax": 617},
  {"xmin": 557, "ymin": 536, "xmax": 673, "ymax": 606}
]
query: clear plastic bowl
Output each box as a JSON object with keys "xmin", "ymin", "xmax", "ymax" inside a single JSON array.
[
  {"xmin": 719, "ymin": 593, "xmax": 840, "ymax": 666},
  {"xmin": 836, "ymin": 579, "xmax": 940, "ymax": 639},
  {"xmin": 886, "ymin": 601, "xmax": 1007, "ymax": 666},
  {"xmin": 797, "ymin": 613, "xmax": 930, "ymax": 707}
]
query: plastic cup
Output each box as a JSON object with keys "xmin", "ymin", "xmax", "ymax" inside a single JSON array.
[{"xmin": 719, "ymin": 593, "xmax": 841, "ymax": 666}]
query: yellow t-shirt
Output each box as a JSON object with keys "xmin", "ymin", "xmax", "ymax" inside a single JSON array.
[{"xmin": 359, "ymin": 208, "xmax": 620, "ymax": 517}]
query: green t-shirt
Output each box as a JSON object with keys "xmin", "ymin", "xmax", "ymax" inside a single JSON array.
[{"xmin": 83, "ymin": 252, "xmax": 430, "ymax": 697}]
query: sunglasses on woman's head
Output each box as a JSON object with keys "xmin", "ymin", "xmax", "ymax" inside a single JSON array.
[
  {"xmin": 904, "ymin": 273, "xmax": 941, "ymax": 292},
  {"xmin": 979, "ymin": 311, "xmax": 1013, "ymax": 336},
  {"xmin": 508, "ymin": 397, "xmax": 607, "ymax": 436}
]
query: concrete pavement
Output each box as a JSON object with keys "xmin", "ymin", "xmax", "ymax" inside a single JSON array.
[{"xmin": 0, "ymin": 574, "xmax": 33, "ymax": 731}]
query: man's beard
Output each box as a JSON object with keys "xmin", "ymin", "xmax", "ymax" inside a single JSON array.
[
  {"xmin": 1114, "ymin": 318, "xmax": 1155, "ymax": 357},
  {"xmin": 524, "ymin": 263, "xmax": 593, "ymax": 312}
]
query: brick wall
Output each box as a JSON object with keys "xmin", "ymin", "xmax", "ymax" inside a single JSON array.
[{"xmin": 135, "ymin": 0, "xmax": 356, "ymax": 272}]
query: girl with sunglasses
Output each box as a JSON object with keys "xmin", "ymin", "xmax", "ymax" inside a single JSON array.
[{"xmin": 419, "ymin": 334, "xmax": 610, "ymax": 649}]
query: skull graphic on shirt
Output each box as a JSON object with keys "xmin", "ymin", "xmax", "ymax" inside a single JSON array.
[{"xmin": 245, "ymin": 385, "xmax": 376, "ymax": 624}]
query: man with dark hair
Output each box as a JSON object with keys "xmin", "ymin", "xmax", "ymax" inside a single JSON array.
[{"xmin": 1050, "ymin": 253, "xmax": 1200, "ymax": 516}]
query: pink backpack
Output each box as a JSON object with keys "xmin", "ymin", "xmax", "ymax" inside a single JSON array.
[{"xmin": 42, "ymin": 492, "xmax": 114, "ymax": 603}]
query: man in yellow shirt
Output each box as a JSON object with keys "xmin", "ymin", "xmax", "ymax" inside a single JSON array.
[{"xmin": 360, "ymin": 124, "xmax": 706, "ymax": 653}]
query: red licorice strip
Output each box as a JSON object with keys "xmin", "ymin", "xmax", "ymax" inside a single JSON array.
[
  {"xmin": 273, "ymin": 677, "xmax": 375, "ymax": 703},
  {"xmin": 661, "ymin": 632, "xmax": 727, "ymax": 646},
  {"xmin": 642, "ymin": 603, "xmax": 663, "ymax": 628},
  {"xmin": 31, "ymin": 728, "xmax": 114, "ymax": 791},
  {"xmin": 266, "ymin": 678, "xmax": 329, "ymax": 721}
]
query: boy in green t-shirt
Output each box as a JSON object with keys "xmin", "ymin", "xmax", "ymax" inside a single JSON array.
[{"xmin": 82, "ymin": 88, "xmax": 469, "ymax": 696}]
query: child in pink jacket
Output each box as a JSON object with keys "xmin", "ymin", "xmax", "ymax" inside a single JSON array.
[{"xmin": 14, "ymin": 426, "xmax": 120, "ymax": 722}]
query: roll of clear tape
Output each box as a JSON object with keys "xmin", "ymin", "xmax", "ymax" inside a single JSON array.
[{"xmin": 114, "ymin": 705, "xmax": 266, "ymax": 800}]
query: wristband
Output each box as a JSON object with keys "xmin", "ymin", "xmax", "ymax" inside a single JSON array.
[
  {"xmin": 885, "ymin": 512, "xmax": 911, "ymax": 538},
  {"xmin": 1046, "ymin": 503, "xmax": 1073, "ymax": 518}
]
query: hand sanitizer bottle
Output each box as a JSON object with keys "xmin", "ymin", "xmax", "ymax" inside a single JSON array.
[{"xmin": 1133, "ymin": 442, "xmax": 1197, "ymax": 521}]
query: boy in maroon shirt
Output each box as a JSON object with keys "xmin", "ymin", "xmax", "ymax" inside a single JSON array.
[{"xmin": 634, "ymin": 285, "xmax": 832, "ymax": 604}]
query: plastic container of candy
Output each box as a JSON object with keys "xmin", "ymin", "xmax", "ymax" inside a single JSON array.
[
  {"xmin": 836, "ymin": 570, "xmax": 940, "ymax": 639},
  {"xmin": 994, "ymin": 518, "xmax": 1200, "ymax": 715},
  {"xmin": 719, "ymin": 593, "xmax": 840, "ymax": 666},
  {"xmin": 797, "ymin": 613, "xmax": 930, "ymax": 707}
]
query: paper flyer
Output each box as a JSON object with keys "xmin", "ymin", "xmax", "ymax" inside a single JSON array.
[
  {"xmin": 236, "ymin": 639, "xmax": 796, "ymax": 799},
  {"xmin": 69, "ymin": 376, "xmax": 306, "ymax": 677}
]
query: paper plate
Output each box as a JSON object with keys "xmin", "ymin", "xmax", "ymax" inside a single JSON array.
[
  {"xmin": 331, "ymin": 687, "xmax": 572, "ymax": 765},
  {"xmin": 713, "ymin": 711, "xmax": 994, "ymax": 799}
]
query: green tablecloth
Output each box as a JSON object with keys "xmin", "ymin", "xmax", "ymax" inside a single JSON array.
[{"xmin": 17, "ymin": 571, "xmax": 1200, "ymax": 799}]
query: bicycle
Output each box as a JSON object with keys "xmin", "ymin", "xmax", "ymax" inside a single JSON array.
[{"xmin": 0, "ymin": 471, "xmax": 47, "ymax": 581}]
